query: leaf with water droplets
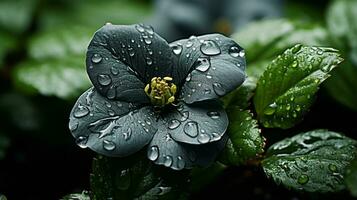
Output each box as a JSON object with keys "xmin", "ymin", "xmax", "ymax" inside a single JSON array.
[
  {"xmin": 69, "ymin": 88, "xmax": 157, "ymax": 157},
  {"xmin": 164, "ymin": 101, "xmax": 228, "ymax": 145},
  {"xmin": 219, "ymin": 109, "xmax": 265, "ymax": 166},
  {"xmin": 262, "ymin": 130, "xmax": 357, "ymax": 193},
  {"xmin": 86, "ymin": 24, "xmax": 173, "ymax": 103},
  {"xmin": 170, "ymin": 34, "xmax": 246, "ymax": 104},
  {"xmin": 254, "ymin": 45, "xmax": 343, "ymax": 129}
]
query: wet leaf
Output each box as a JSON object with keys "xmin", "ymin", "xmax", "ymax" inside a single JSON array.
[
  {"xmin": 13, "ymin": 57, "xmax": 90, "ymax": 99},
  {"xmin": 262, "ymin": 130, "xmax": 357, "ymax": 193},
  {"xmin": 345, "ymin": 158, "xmax": 357, "ymax": 197},
  {"xmin": 254, "ymin": 45, "xmax": 343, "ymax": 129},
  {"xmin": 90, "ymin": 155, "xmax": 183, "ymax": 200},
  {"xmin": 61, "ymin": 191, "xmax": 90, "ymax": 200},
  {"xmin": 232, "ymin": 19, "xmax": 328, "ymax": 78},
  {"xmin": 219, "ymin": 109, "xmax": 265, "ymax": 166},
  {"xmin": 222, "ymin": 76, "xmax": 257, "ymax": 109}
]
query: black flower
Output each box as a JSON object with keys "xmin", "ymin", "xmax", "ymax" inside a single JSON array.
[{"xmin": 69, "ymin": 23, "xmax": 246, "ymax": 170}]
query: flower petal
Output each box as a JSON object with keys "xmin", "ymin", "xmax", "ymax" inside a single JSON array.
[
  {"xmin": 86, "ymin": 24, "xmax": 173, "ymax": 103},
  {"xmin": 164, "ymin": 101, "xmax": 228, "ymax": 145},
  {"xmin": 147, "ymin": 123, "xmax": 228, "ymax": 170},
  {"xmin": 69, "ymin": 87, "xmax": 157, "ymax": 157},
  {"xmin": 170, "ymin": 34, "xmax": 246, "ymax": 103}
]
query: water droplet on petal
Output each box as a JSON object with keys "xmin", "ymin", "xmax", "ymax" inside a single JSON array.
[
  {"xmin": 200, "ymin": 40, "xmax": 221, "ymax": 55},
  {"xmin": 196, "ymin": 57, "xmax": 211, "ymax": 72},
  {"xmin": 97, "ymin": 74, "xmax": 112, "ymax": 86},
  {"xmin": 144, "ymin": 38, "xmax": 152, "ymax": 45},
  {"xmin": 135, "ymin": 24, "xmax": 145, "ymax": 32},
  {"xmin": 204, "ymin": 88, "xmax": 211, "ymax": 94},
  {"xmin": 184, "ymin": 121, "xmax": 198, "ymax": 137},
  {"xmin": 228, "ymin": 46, "xmax": 240, "ymax": 57},
  {"xmin": 171, "ymin": 44, "xmax": 182, "ymax": 55},
  {"xmin": 91, "ymin": 53, "xmax": 102, "ymax": 63},
  {"xmin": 106, "ymin": 86, "xmax": 116, "ymax": 99},
  {"xmin": 180, "ymin": 111, "xmax": 189, "ymax": 122},
  {"xmin": 197, "ymin": 133, "xmax": 210, "ymax": 144},
  {"xmin": 297, "ymin": 174, "xmax": 309, "ymax": 185},
  {"xmin": 164, "ymin": 155, "xmax": 173, "ymax": 167},
  {"xmin": 207, "ymin": 111, "xmax": 220, "ymax": 119},
  {"xmin": 168, "ymin": 119, "xmax": 181, "ymax": 130},
  {"xmin": 264, "ymin": 102, "xmax": 277, "ymax": 115},
  {"xmin": 177, "ymin": 156, "xmax": 185, "ymax": 170},
  {"xmin": 103, "ymin": 140, "xmax": 116, "ymax": 151},
  {"xmin": 123, "ymin": 128, "xmax": 132, "ymax": 140},
  {"xmin": 76, "ymin": 136, "xmax": 88, "ymax": 148},
  {"xmin": 111, "ymin": 65, "xmax": 119, "ymax": 75},
  {"xmin": 148, "ymin": 146, "xmax": 159, "ymax": 161},
  {"xmin": 185, "ymin": 73, "xmax": 192, "ymax": 82},
  {"xmin": 69, "ymin": 121, "xmax": 78, "ymax": 131},
  {"xmin": 146, "ymin": 58, "xmax": 153, "ymax": 65},
  {"xmin": 239, "ymin": 50, "xmax": 245, "ymax": 57},
  {"xmin": 211, "ymin": 133, "xmax": 221, "ymax": 141},
  {"xmin": 73, "ymin": 105, "xmax": 89, "ymax": 118},
  {"xmin": 212, "ymin": 82, "xmax": 226, "ymax": 96},
  {"xmin": 186, "ymin": 40, "xmax": 193, "ymax": 48}
]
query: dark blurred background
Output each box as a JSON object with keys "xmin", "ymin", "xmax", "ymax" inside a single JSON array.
[{"xmin": 0, "ymin": 0, "xmax": 356, "ymax": 199}]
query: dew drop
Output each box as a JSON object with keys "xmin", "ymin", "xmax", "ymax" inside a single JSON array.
[
  {"xmin": 146, "ymin": 58, "xmax": 153, "ymax": 65},
  {"xmin": 228, "ymin": 46, "xmax": 240, "ymax": 57},
  {"xmin": 107, "ymin": 86, "xmax": 116, "ymax": 99},
  {"xmin": 211, "ymin": 133, "xmax": 221, "ymax": 141},
  {"xmin": 135, "ymin": 24, "xmax": 145, "ymax": 32},
  {"xmin": 207, "ymin": 111, "xmax": 220, "ymax": 119},
  {"xmin": 164, "ymin": 155, "xmax": 173, "ymax": 167},
  {"xmin": 297, "ymin": 174, "xmax": 309, "ymax": 185},
  {"xmin": 111, "ymin": 65, "xmax": 119, "ymax": 75},
  {"xmin": 196, "ymin": 57, "xmax": 211, "ymax": 72},
  {"xmin": 168, "ymin": 119, "xmax": 181, "ymax": 130},
  {"xmin": 200, "ymin": 40, "xmax": 221, "ymax": 56},
  {"xmin": 197, "ymin": 133, "xmax": 210, "ymax": 144},
  {"xmin": 184, "ymin": 121, "xmax": 198, "ymax": 137},
  {"xmin": 180, "ymin": 111, "xmax": 189, "ymax": 122},
  {"xmin": 69, "ymin": 121, "xmax": 78, "ymax": 131},
  {"xmin": 292, "ymin": 61, "xmax": 298, "ymax": 68},
  {"xmin": 204, "ymin": 88, "xmax": 211, "ymax": 94},
  {"xmin": 186, "ymin": 40, "xmax": 193, "ymax": 48},
  {"xmin": 328, "ymin": 164, "xmax": 337, "ymax": 172},
  {"xmin": 206, "ymin": 75, "xmax": 212, "ymax": 79},
  {"xmin": 91, "ymin": 53, "xmax": 102, "ymax": 63},
  {"xmin": 148, "ymin": 146, "xmax": 159, "ymax": 161},
  {"xmin": 185, "ymin": 73, "xmax": 192, "ymax": 82},
  {"xmin": 97, "ymin": 74, "xmax": 112, "ymax": 86},
  {"xmin": 103, "ymin": 140, "xmax": 116, "ymax": 151},
  {"xmin": 212, "ymin": 82, "xmax": 226, "ymax": 96},
  {"xmin": 123, "ymin": 128, "xmax": 132, "ymax": 141},
  {"xmin": 73, "ymin": 105, "xmax": 89, "ymax": 118},
  {"xmin": 264, "ymin": 102, "xmax": 277, "ymax": 115},
  {"xmin": 144, "ymin": 38, "xmax": 152, "ymax": 45},
  {"xmin": 177, "ymin": 156, "xmax": 185, "ymax": 170},
  {"xmin": 171, "ymin": 44, "xmax": 182, "ymax": 55},
  {"xmin": 239, "ymin": 50, "xmax": 245, "ymax": 57},
  {"xmin": 75, "ymin": 136, "xmax": 88, "ymax": 148}
]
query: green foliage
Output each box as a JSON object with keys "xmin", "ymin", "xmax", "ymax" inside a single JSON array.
[
  {"xmin": 219, "ymin": 109, "xmax": 265, "ymax": 166},
  {"xmin": 222, "ymin": 76, "xmax": 257, "ymax": 109},
  {"xmin": 254, "ymin": 45, "xmax": 343, "ymax": 129},
  {"xmin": 232, "ymin": 19, "xmax": 328, "ymax": 78},
  {"xmin": 90, "ymin": 155, "xmax": 185, "ymax": 200},
  {"xmin": 345, "ymin": 158, "xmax": 357, "ymax": 197},
  {"xmin": 262, "ymin": 130, "xmax": 357, "ymax": 193}
]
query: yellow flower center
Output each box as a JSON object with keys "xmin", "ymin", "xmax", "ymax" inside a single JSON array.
[{"xmin": 144, "ymin": 77, "xmax": 177, "ymax": 107}]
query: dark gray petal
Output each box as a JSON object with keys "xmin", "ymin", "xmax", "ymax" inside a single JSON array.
[
  {"xmin": 147, "ymin": 123, "xmax": 228, "ymax": 170},
  {"xmin": 69, "ymin": 87, "xmax": 157, "ymax": 157},
  {"xmin": 164, "ymin": 101, "xmax": 228, "ymax": 145},
  {"xmin": 170, "ymin": 34, "xmax": 246, "ymax": 103},
  {"xmin": 86, "ymin": 24, "xmax": 173, "ymax": 103}
]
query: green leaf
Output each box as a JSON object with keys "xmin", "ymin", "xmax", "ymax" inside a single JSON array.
[
  {"xmin": 345, "ymin": 158, "xmax": 357, "ymax": 197},
  {"xmin": 232, "ymin": 19, "xmax": 329, "ymax": 78},
  {"xmin": 222, "ymin": 76, "xmax": 257, "ymax": 109},
  {"xmin": 61, "ymin": 191, "xmax": 90, "ymax": 200},
  {"xmin": 262, "ymin": 129, "xmax": 357, "ymax": 193},
  {"xmin": 219, "ymin": 109, "xmax": 265, "ymax": 166},
  {"xmin": 90, "ymin": 155, "xmax": 185, "ymax": 200},
  {"xmin": 0, "ymin": 0, "xmax": 37, "ymax": 34},
  {"xmin": 254, "ymin": 44, "xmax": 343, "ymax": 129},
  {"xmin": 13, "ymin": 58, "xmax": 90, "ymax": 99}
]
